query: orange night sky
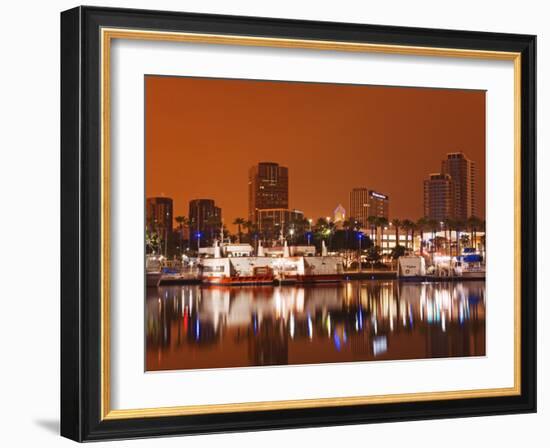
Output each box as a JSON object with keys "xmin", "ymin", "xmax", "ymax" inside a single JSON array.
[{"xmin": 145, "ymin": 76, "xmax": 485, "ymax": 231}]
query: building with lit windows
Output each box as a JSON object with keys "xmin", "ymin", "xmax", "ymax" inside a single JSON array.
[
  {"xmin": 188, "ymin": 199, "xmax": 222, "ymax": 244},
  {"xmin": 349, "ymin": 188, "xmax": 389, "ymax": 226},
  {"xmin": 248, "ymin": 162, "xmax": 289, "ymax": 223},
  {"xmin": 423, "ymin": 173, "xmax": 456, "ymax": 221},
  {"xmin": 423, "ymin": 152, "xmax": 477, "ymax": 221},
  {"xmin": 146, "ymin": 197, "xmax": 173, "ymax": 236},
  {"xmin": 441, "ymin": 152, "xmax": 476, "ymax": 220}
]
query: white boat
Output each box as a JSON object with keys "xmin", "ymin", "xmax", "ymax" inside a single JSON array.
[
  {"xmin": 200, "ymin": 255, "xmax": 344, "ymax": 286},
  {"xmin": 452, "ymin": 252, "xmax": 485, "ymax": 279},
  {"xmin": 396, "ymin": 255, "xmax": 426, "ymax": 280},
  {"xmin": 146, "ymin": 255, "xmax": 163, "ymax": 288}
]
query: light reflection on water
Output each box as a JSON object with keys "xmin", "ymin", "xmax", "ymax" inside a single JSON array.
[{"xmin": 146, "ymin": 280, "xmax": 485, "ymax": 371}]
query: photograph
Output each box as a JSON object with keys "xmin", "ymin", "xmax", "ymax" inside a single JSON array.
[
  {"xmin": 56, "ymin": 4, "xmax": 538, "ymax": 442},
  {"xmin": 144, "ymin": 75, "xmax": 487, "ymax": 371}
]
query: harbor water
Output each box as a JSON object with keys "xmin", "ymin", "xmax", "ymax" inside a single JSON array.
[{"xmin": 146, "ymin": 280, "xmax": 485, "ymax": 371}]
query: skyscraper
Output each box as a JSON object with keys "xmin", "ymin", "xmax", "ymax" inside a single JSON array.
[
  {"xmin": 423, "ymin": 173, "xmax": 456, "ymax": 221},
  {"xmin": 441, "ymin": 152, "xmax": 476, "ymax": 220},
  {"xmin": 368, "ymin": 190, "xmax": 390, "ymax": 220},
  {"xmin": 188, "ymin": 199, "xmax": 222, "ymax": 243},
  {"xmin": 423, "ymin": 152, "xmax": 477, "ymax": 222},
  {"xmin": 248, "ymin": 162, "xmax": 289, "ymax": 223},
  {"xmin": 349, "ymin": 188, "xmax": 389, "ymax": 226},
  {"xmin": 146, "ymin": 197, "xmax": 173, "ymax": 235}
]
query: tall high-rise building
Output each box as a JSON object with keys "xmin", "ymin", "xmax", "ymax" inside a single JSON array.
[
  {"xmin": 441, "ymin": 152, "xmax": 476, "ymax": 220},
  {"xmin": 146, "ymin": 197, "xmax": 173, "ymax": 235},
  {"xmin": 349, "ymin": 188, "xmax": 389, "ymax": 226},
  {"xmin": 368, "ymin": 190, "xmax": 390, "ymax": 220},
  {"xmin": 423, "ymin": 173, "xmax": 456, "ymax": 221},
  {"xmin": 188, "ymin": 199, "xmax": 222, "ymax": 243},
  {"xmin": 248, "ymin": 162, "xmax": 289, "ymax": 223}
]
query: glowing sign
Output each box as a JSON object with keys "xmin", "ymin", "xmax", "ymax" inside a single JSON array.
[{"xmin": 370, "ymin": 191, "xmax": 388, "ymax": 200}]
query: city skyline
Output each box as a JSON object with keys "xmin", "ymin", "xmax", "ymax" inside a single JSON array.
[{"xmin": 145, "ymin": 76, "xmax": 485, "ymax": 232}]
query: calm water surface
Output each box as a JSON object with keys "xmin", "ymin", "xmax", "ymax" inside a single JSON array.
[{"xmin": 146, "ymin": 280, "xmax": 485, "ymax": 371}]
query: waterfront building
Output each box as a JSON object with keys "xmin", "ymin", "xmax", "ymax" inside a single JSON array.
[
  {"xmin": 380, "ymin": 230, "xmax": 414, "ymax": 254},
  {"xmin": 188, "ymin": 199, "xmax": 222, "ymax": 244},
  {"xmin": 256, "ymin": 208, "xmax": 305, "ymax": 241},
  {"xmin": 248, "ymin": 162, "xmax": 289, "ymax": 223},
  {"xmin": 423, "ymin": 173, "xmax": 456, "ymax": 221},
  {"xmin": 146, "ymin": 197, "xmax": 173, "ymax": 236},
  {"xmin": 349, "ymin": 188, "xmax": 389, "ymax": 226},
  {"xmin": 441, "ymin": 152, "xmax": 476, "ymax": 220}
]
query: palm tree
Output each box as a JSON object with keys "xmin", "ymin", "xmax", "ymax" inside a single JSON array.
[
  {"xmin": 443, "ymin": 218, "xmax": 454, "ymax": 257},
  {"xmin": 242, "ymin": 219, "xmax": 252, "ymax": 238},
  {"xmin": 416, "ymin": 217, "xmax": 428, "ymax": 255},
  {"xmin": 327, "ymin": 220, "xmax": 336, "ymax": 250},
  {"xmin": 233, "ymin": 217, "xmax": 246, "ymax": 243},
  {"xmin": 391, "ymin": 219, "xmax": 402, "ymax": 249},
  {"xmin": 467, "ymin": 216, "xmax": 483, "ymax": 251},
  {"xmin": 428, "ymin": 219, "xmax": 439, "ymax": 253},
  {"xmin": 376, "ymin": 217, "xmax": 388, "ymax": 254},
  {"xmin": 454, "ymin": 218, "xmax": 465, "ymax": 256},
  {"xmin": 401, "ymin": 219, "xmax": 414, "ymax": 252},
  {"xmin": 367, "ymin": 216, "xmax": 378, "ymax": 243}
]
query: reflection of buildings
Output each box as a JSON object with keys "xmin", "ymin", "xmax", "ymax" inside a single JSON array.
[
  {"xmin": 248, "ymin": 318, "xmax": 289, "ymax": 366},
  {"xmin": 188, "ymin": 199, "xmax": 222, "ymax": 244},
  {"xmin": 146, "ymin": 281, "xmax": 486, "ymax": 371},
  {"xmin": 349, "ymin": 188, "xmax": 389, "ymax": 225},
  {"xmin": 146, "ymin": 197, "xmax": 173, "ymax": 234},
  {"xmin": 248, "ymin": 162, "xmax": 289, "ymax": 223},
  {"xmin": 424, "ymin": 152, "xmax": 476, "ymax": 221}
]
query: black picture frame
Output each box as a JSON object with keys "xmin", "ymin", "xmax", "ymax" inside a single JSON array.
[{"xmin": 61, "ymin": 5, "xmax": 536, "ymax": 442}]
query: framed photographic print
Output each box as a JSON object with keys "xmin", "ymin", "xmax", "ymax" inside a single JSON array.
[{"xmin": 60, "ymin": 6, "xmax": 536, "ymax": 441}]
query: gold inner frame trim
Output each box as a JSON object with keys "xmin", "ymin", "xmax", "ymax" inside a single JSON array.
[{"xmin": 100, "ymin": 27, "xmax": 522, "ymax": 421}]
